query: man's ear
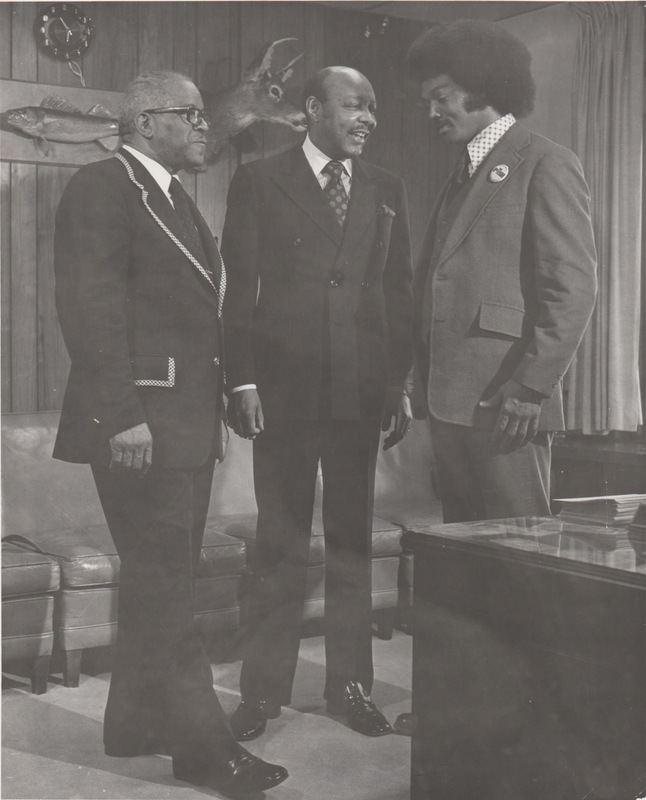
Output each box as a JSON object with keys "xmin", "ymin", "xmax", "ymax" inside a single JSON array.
[
  {"xmin": 133, "ymin": 111, "xmax": 154, "ymax": 139},
  {"xmin": 305, "ymin": 96, "xmax": 320, "ymax": 122}
]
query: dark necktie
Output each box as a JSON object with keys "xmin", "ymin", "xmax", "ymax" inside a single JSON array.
[
  {"xmin": 444, "ymin": 149, "xmax": 471, "ymax": 207},
  {"xmin": 322, "ymin": 160, "xmax": 349, "ymax": 227},
  {"xmin": 169, "ymin": 177, "xmax": 211, "ymax": 273}
]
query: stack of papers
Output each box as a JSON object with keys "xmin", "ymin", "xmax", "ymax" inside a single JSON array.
[{"xmin": 555, "ymin": 494, "xmax": 646, "ymax": 527}]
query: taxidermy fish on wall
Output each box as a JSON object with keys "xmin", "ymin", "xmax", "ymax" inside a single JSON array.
[
  {"xmin": 4, "ymin": 38, "xmax": 306, "ymax": 164},
  {"xmin": 6, "ymin": 97, "xmax": 119, "ymax": 157}
]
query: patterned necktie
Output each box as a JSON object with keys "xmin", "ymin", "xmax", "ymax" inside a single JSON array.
[
  {"xmin": 169, "ymin": 177, "xmax": 211, "ymax": 273},
  {"xmin": 322, "ymin": 160, "xmax": 349, "ymax": 227}
]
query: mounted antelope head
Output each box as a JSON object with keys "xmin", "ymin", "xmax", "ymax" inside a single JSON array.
[{"xmin": 203, "ymin": 38, "xmax": 307, "ymax": 162}]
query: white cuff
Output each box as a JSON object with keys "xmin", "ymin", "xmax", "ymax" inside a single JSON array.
[{"xmin": 230, "ymin": 384, "xmax": 257, "ymax": 393}]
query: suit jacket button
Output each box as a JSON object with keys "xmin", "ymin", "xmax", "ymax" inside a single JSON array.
[
  {"xmin": 361, "ymin": 280, "xmax": 369, "ymax": 288},
  {"xmin": 330, "ymin": 271, "xmax": 344, "ymax": 287},
  {"xmin": 213, "ymin": 357, "xmax": 220, "ymax": 366},
  {"xmin": 376, "ymin": 240, "xmax": 383, "ymax": 249},
  {"xmin": 292, "ymin": 238, "xmax": 302, "ymax": 247}
]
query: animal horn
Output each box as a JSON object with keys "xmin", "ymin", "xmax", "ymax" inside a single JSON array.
[
  {"xmin": 276, "ymin": 51, "xmax": 305, "ymax": 84},
  {"xmin": 248, "ymin": 38, "xmax": 298, "ymax": 77}
]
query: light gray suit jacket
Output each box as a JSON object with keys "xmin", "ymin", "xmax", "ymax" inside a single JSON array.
[{"xmin": 413, "ymin": 123, "xmax": 597, "ymax": 431}]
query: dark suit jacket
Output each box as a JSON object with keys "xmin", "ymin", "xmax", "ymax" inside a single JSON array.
[
  {"xmin": 413, "ymin": 123, "xmax": 598, "ymax": 431},
  {"xmin": 221, "ymin": 145, "xmax": 413, "ymax": 422},
  {"xmin": 53, "ymin": 149, "xmax": 225, "ymax": 468}
]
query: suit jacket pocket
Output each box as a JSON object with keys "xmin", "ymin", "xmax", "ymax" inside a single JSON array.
[
  {"xmin": 131, "ymin": 355, "xmax": 176, "ymax": 387},
  {"xmin": 478, "ymin": 301, "xmax": 532, "ymax": 340}
]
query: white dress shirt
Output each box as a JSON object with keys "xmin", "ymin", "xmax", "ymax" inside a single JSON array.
[
  {"xmin": 122, "ymin": 144, "xmax": 176, "ymax": 205},
  {"xmin": 302, "ymin": 134, "xmax": 353, "ymax": 195}
]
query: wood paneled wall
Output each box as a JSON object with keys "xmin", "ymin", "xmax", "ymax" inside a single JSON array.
[{"xmin": 1, "ymin": 2, "xmax": 447, "ymax": 414}]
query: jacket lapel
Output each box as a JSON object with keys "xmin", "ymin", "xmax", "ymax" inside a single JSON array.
[
  {"xmin": 122, "ymin": 151, "xmax": 186, "ymax": 243},
  {"xmin": 185, "ymin": 189, "xmax": 223, "ymax": 288},
  {"xmin": 271, "ymin": 147, "xmax": 343, "ymax": 246},
  {"xmin": 439, "ymin": 123, "xmax": 530, "ymax": 264},
  {"xmin": 118, "ymin": 151, "xmax": 219, "ymax": 300},
  {"xmin": 335, "ymin": 158, "xmax": 380, "ymax": 264}
]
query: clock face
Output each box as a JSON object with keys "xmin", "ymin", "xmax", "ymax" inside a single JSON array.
[{"xmin": 34, "ymin": 4, "xmax": 95, "ymax": 61}]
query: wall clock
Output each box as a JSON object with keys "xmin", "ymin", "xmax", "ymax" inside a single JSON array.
[{"xmin": 33, "ymin": 4, "xmax": 95, "ymax": 61}]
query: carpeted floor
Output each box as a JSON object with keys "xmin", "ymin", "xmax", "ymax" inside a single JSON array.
[{"xmin": 2, "ymin": 630, "xmax": 412, "ymax": 800}]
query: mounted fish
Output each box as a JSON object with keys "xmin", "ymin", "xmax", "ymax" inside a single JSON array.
[
  {"xmin": 6, "ymin": 97, "xmax": 119, "ymax": 157},
  {"xmin": 202, "ymin": 38, "xmax": 307, "ymax": 162}
]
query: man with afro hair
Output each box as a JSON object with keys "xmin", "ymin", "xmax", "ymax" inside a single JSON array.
[{"xmin": 406, "ymin": 20, "xmax": 597, "ymax": 522}]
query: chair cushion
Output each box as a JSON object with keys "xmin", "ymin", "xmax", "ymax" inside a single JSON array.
[
  {"xmin": 4, "ymin": 526, "xmax": 120, "ymax": 588},
  {"xmin": 2, "ymin": 595, "xmax": 54, "ymax": 659},
  {"xmin": 374, "ymin": 499, "xmax": 444, "ymax": 532},
  {"xmin": 197, "ymin": 528, "xmax": 246, "ymax": 577},
  {"xmin": 54, "ymin": 572, "xmax": 242, "ymax": 650},
  {"xmin": 206, "ymin": 510, "xmax": 403, "ymax": 564},
  {"xmin": 2, "ymin": 543, "xmax": 60, "ymax": 597},
  {"xmin": 5, "ymin": 525, "xmax": 246, "ymax": 589}
]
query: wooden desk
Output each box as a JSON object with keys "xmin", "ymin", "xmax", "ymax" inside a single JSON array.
[{"xmin": 404, "ymin": 517, "xmax": 646, "ymax": 800}]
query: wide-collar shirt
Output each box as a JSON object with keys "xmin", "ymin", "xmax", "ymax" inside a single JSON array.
[
  {"xmin": 302, "ymin": 135, "xmax": 353, "ymax": 196},
  {"xmin": 467, "ymin": 113, "xmax": 516, "ymax": 176},
  {"xmin": 122, "ymin": 144, "xmax": 175, "ymax": 204}
]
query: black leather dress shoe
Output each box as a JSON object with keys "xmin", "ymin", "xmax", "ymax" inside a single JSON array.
[
  {"xmin": 173, "ymin": 744, "xmax": 288, "ymax": 796},
  {"xmin": 230, "ymin": 699, "xmax": 282, "ymax": 742},
  {"xmin": 326, "ymin": 680, "xmax": 393, "ymax": 736}
]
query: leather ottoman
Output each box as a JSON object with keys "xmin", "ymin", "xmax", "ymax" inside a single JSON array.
[
  {"xmin": 2, "ymin": 542, "xmax": 60, "ymax": 693},
  {"xmin": 5, "ymin": 524, "xmax": 247, "ymax": 687},
  {"xmin": 206, "ymin": 511, "xmax": 404, "ymax": 640}
]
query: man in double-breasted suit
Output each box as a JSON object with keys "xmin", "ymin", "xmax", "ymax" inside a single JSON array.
[
  {"xmin": 53, "ymin": 70, "xmax": 287, "ymax": 796},
  {"xmin": 406, "ymin": 21, "xmax": 597, "ymax": 523},
  {"xmin": 221, "ymin": 67, "xmax": 413, "ymax": 740}
]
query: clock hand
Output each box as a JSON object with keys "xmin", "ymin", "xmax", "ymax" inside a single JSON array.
[{"xmin": 55, "ymin": 17, "xmax": 73, "ymax": 42}]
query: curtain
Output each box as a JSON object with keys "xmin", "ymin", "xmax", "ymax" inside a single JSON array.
[{"xmin": 566, "ymin": 2, "xmax": 643, "ymax": 433}]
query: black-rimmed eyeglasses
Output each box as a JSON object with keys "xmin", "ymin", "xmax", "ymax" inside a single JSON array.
[{"xmin": 143, "ymin": 106, "xmax": 211, "ymax": 128}]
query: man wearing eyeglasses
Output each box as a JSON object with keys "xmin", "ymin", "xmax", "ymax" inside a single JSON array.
[{"xmin": 52, "ymin": 71, "xmax": 287, "ymax": 797}]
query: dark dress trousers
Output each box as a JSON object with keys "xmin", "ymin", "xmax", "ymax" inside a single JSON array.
[
  {"xmin": 412, "ymin": 123, "xmax": 598, "ymax": 521},
  {"xmin": 53, "ymin": 150, "xmax": 235, "ymax": 768},
  {"xmin": 221, "ymin": 146, "xmax": 413, "ymax": 705}
]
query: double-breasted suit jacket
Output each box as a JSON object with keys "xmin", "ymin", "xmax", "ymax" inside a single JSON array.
[
  {"xmin": 222, "ymin": 145, "xmax": 413, "ymax": 420},
  {"xmin": 221, "ymin": 144, "xmax": 412, "ymax": 706},
  {"xmin": 413, "ymin": 123, "xmax": 597, "ymax": 431},
  {"xmin": 53, "ymin": 149, "xmax": 225, "ymax": 467}
]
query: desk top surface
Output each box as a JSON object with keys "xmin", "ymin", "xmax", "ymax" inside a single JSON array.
[{"xmin": 404, "ymin": 517, "xmax": 646, "ymax": 584}]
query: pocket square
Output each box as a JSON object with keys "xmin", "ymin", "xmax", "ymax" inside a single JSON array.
[{"xmin": 379, "ymin": 204, "xmax": 396, "ymax": 218}]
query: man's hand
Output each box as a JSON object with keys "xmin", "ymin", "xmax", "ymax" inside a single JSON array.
[
  {"xmin": 229, "ymin": 389, "xmax": 264, "ymax": 440},
  {"xmin": 109, "ymin": 422, "xmax": 153, "ymax": 475},
  {"xmin": 478, "ymin": 379, "xmax": 544, "ymax": 453},
  {"xmin": 382, "ymin": 389, "xmax": 412, "ymax": 451}
]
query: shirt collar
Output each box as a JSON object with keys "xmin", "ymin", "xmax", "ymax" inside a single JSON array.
[
  {"xmin": 467, "ymin": 113, "xmax": 516, "ymax": 174},
  {"xmin": 122, "ymin": 144, "xmax": 174, "ymax": 198},
  {"xmin": 302, "ymin": 135, "xmax": 353, "ymax": 180}
]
